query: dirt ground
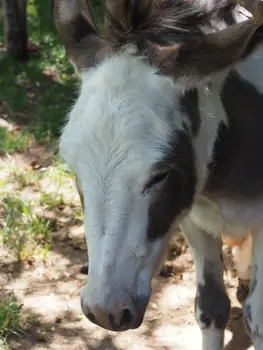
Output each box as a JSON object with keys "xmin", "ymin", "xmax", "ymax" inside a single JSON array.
[
  {"xmin": 0, "ymin": 238, "xmax": 254, "ymax": 350},
  {"xmin": 0, "ymin": 117, "xmax": 254, "ymax": 350}
]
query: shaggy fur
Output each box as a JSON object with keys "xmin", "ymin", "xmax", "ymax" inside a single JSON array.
[
  {"xmin": 52, "ymin": 0, "xmax": 263, "ymax": 349},
  {"xmin": 103, "ymin": 0, "xmax": 239, "ymax": 46}
]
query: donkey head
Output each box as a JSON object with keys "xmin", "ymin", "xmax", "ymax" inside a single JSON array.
[{"xmin": 53, "ymin": 0, "xmax": 263, "ymax": 332}]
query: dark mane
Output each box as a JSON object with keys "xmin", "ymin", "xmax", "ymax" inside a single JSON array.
[{"xmin": 103, "ymin": 0, "xmax": 237, "ymax": 48}]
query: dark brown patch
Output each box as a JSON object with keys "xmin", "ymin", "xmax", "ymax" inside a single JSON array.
[
  {"xmin": 150, "ymin": 22, "xmax": 263, "ymax": 86},
  {"xmin": 52, "ymin": 0, "xmax": 107, "ymax": 70},
  {"xmin": 87, "ymin": 312, "xmax": 97, "ymax": 324},
  {"xmin": 242, "ymin": 25, "xmax": 263, "ymax": 60},
  {"xmin": 236, "ymin": 280, "xmax": 250, "ymax": 304},
  {"xmin": 53, "ymin": 0, "xmax": 263, "ymax": 81},
  {"xmin": 218, "ymin": 2, "xmax": 236, "ymax": 25},
  {"xmin": 104, "ymin": 0, "xmax": 240, "ymax": 48},
  {"xmin": 195, "ymin": 260, "xmax": 231, "ymax": 329},
  {"xmin": 179, "ymin": 88, "xmax": 201, "ymax": 136},
  {"xmin": 103, "ymin": 0, "xmax": 263, "ymax": 85},
  {"xmin": 205, "ymin": 72, "xmax": 263, "ymax": 199},
  {"xmin": 147, "ymin": 131, "xmax": 196, "ymax": 240},
  {"xmin": 68, "ymin": 13, "xmax": 97, "ymax": 43}
]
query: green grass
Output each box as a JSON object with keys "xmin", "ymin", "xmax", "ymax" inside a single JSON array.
[
  {"xmin": 0, "ymin": 293, "xmax": 23, "ymax": 347},
  {"xmin": 10, "ymin": 170, "xmax": 41, "ymax": 190},
  {"xmin": 40, "ymin": 191, "xmax": 65, "ymax": 209},
  {"xmin": 0, "ymin": 196, "xmax": 52, "ymax": 261},
  {"xmin": 0, "ymin": 2, "xmax": 101, "ymax": 347},
  {"xmin": 0, "ymin": 127, "xmax": 31, "ymax": 154},
  {"xmin": 72, "ymin": 206, "xmax": 84, "ymax": 223},
  {"xmin": 0, "ymin": 0, "xmax": 104, "ymax": 144},
  {"xmin": 0, "ymin": 0, "xmax": 77, "ymax": 143}
]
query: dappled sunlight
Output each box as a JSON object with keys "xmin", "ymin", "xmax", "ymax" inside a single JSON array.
[
  {"xmin": 1, "ymin": 177, "xmax": 253, "ymax": 350},
  {"xmin": 0, "ymin": 1, "xmax": 258, "ymax": 349},
  {"xmin": 157, "ymin": 283, "xmax": 195, "ymax": 310},
  {"xmin": 0, "ymin": 101, "xmax": 255, "ymax": 350},
  {"xmin": 22, "ymin": 294, "xmax": 69, "ymax": 323},
  {"xmin": 154, "ymin": 324, "xmax": 201, "ymax": 349},
  {"xmin": 1, "ymin": 225, "xmax": 254, "ymax": 350}
]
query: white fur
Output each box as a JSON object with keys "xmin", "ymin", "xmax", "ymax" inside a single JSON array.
[
  {"xmin": 181, "ymin": 215, "xmax": 226, "ymax": 350},
  {"xmin": 60, "ymin": 39, "xmax": 263, "ymax": 346},
  {"xmin": 202, "ymin": 330, "xmax": 224, "ymax": 350},
  {"xmin": 60, "ymin": 51, "xmax": 189, "ymax": 322},
  {"xmin": 188, "ymin": 196, "xmax": 249, "ymax": 240},
  {"xmin": 193, "ymin": 78, "xmax": 228, "ymax": 193}
]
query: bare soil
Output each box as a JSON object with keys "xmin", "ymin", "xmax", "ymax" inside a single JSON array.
[
  {"xmin": 0, "ymin": 240, "xmax": 254, "ymax": 350},
  {"xmin": 0, "ymin": 118, "xmax": 254, "ymax": 350}
]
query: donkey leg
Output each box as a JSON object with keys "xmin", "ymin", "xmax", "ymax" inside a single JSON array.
[
  {"xmin": 244, "ymin": 229, "xmax": 263, "ymax": 349},
  {"xmin": 232, "ymin": 233, "xmax": 252, "ymax": 304},
  {"xmin": 182, "ymin": 218, "xmax": 230, "ymax": 350}
]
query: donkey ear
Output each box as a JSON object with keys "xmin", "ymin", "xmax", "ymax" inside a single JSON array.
[
  {"xmin": 149, "ymin": 20, "xmax": 263, "ymax": 89},
  {"xmin": 52, "ymin": 0, "xmax": 109, "ymax": 73}
]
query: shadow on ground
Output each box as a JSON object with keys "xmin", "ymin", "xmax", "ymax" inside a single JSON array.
[{"xmin": 226, "ymin": 307, "xmax": 252, "ymax": 350}]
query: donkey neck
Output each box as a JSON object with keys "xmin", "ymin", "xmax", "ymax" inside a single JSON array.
[
  {"xmin": 192, "ymin": 77, "xmax": 228, "ymax": 193},
  {"xmin": 203, "ymin": 69, "xmax": 263, "ymax": 201},
  {"xmin": 198, "ymin": 78, "xmax": 228, "ymax": 156}
]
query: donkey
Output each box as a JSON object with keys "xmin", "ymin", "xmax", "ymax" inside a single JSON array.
[
  {"xmin": 53, "ymin": 0, "xmax": 263, "ymax": 349},
  {"xmin": 78, "ymin": 0, "xmax": 255, "ymax": 303}
]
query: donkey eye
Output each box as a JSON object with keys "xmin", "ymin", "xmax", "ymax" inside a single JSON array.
[{"xmin": 145, "ymin": 172, "xmax": 168, "ymax": 190}]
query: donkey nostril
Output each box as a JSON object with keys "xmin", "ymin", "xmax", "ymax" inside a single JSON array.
[
  {"xmin": 87, "ymin": 312, "xmax": 96, "ymax": 323},
  {"xmin": 120, "ymin": 308, "xmax": 132, "ymax": 326},
  {"xmin": 108, "ymin": 313, "xmax": 117, "ymax": 330},
  {"xmin": 80, "ymin": 263, "xmax": 89, "ymax": 275},
  {"xmin": 108, "ymin": 309, "xmax": 133, "ymax": 330}
]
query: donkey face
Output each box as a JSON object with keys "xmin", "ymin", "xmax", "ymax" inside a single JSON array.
[
  {"xmin": 53, "ymin": 0, "xmax": 263, "ymax": 332},
  {"xmin": 60, "ymin": 52, "xmax": 196, "ymax": 330}
]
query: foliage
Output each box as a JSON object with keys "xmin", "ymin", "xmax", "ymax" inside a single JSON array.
[
  {"xmin": 0, "ymin": 0, "xmax": 78, "ymax": 143},
  {"xmin": 40, "ymin": 191, "xmax": 65, "ymax": 209},
  {"xmin": 0, "ymin": 293, "xmax": 23, "ymax": 347},
  {"xmin": 0, "ymin": 127, "xmax": 31, "ymax": 154},
  {"xmin": 0, "ymin": 0, "xmax": 105, "ymax": 143},
  {"xmin": 0, "ymin": 196, "xmax": 52, "ymax": 261},
  {"xmin": 0, "ymin": 1, "xmax": 102, "ymax": 347}
]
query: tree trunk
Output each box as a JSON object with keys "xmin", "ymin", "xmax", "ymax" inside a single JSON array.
[{"xmin": 2, "ymin": 0, "xmax": 28, "ymax": 61}]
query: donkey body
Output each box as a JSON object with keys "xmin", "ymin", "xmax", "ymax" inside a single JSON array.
[{"xmin": 53, "ymin": 1, "xmax": 263, "ymax": 349}]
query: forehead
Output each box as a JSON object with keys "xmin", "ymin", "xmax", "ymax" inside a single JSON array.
[{"xmin": 60, "ymin": 53, "xmax": 186, "ymax": 176}]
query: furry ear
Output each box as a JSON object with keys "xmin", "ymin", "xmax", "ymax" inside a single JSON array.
[
  {"xmin": 148, "ymin": 19, "xmax": 263, "ymax": 88},
  {"xmin": 52, "ymin": 0, "xmax": 110, "ymax": 72}
]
